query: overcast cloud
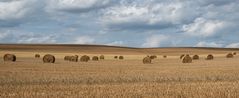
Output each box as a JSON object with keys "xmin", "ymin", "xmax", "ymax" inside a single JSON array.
[{"xmin": 0, "ymin": 0, "xmax": 238, "ymax": 48}]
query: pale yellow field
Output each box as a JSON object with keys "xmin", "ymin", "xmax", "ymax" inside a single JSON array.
[{"xmin": 0, "ymin": 45, "xmax": 239, "ymax": 98}]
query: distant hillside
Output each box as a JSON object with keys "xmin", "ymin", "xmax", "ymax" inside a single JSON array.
[{"xmin": 0, "ymin": 44, "xmax": 238, "ymax": 55}]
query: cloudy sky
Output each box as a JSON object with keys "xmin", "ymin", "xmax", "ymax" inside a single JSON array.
[{"xmin": 0, "ymin": 0, "xmax": 239, "ymax": 48}]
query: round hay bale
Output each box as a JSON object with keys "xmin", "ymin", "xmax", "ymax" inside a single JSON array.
[
  {"xmin": 70, "ymin": 55, "xmax": 78, "ymax": 62},
  {"xmin": 64, "ymin": 56, "xmax": 72, "ymax": 61},
  {"xmin": 226, "ymin": 53, "xmax": 234, "ymax": 58},
  {"xmin": 163, "ymin": 55, "xmax": 167, "ymax": 58},
  {"xmin": 35, "ymin": 54, "xmax": 40, "ymax": 58},
  {"xmin": 233, "ymin": 52, "xmax": 237, "ymax": 55},
  {"xmin": 100, "ymin": 55, "xmax": 104, "ymax": 60},
  {"xmin": 206, "ymin": 54, "xmax": 214, "ymax": 60},
  {"xmin": 150, "ymin": 55, "xmax": 157, "ymax": 59},
  {"xmin": 114, "ymin": 56, "xmax": 118, "ymax": 59},
  {"xmin": 87, "ymin": 56, "xmax": 90, "ymax": 61},
  {"xmin": 92, "ymin": 56, "xmax": 99, "ymax": 61},
  {"xmin": 180, "ymin": 54, "xmax": 185, "ymax": 59},
  {"xmin": 75, "ymin": 55, "xmax": 79, "ymax": 58},
  {"xmin": 119, "ymin": 56, "xmax": 124, "ymax": 60},
  {"xmin": 69, "ymin": 56, "xmax": 73, "ymax": 61},
  {"xmin": 64, "ymin": 56, "xmax": 70, "ymax": 61},
  {"xmin": 193, "ymin": 55, "xmax": 199, "ymax": 60},
  {"xmin": 182, "ymin": 55, "xmax": 192, "ymax": 63},
  {"xmin": 43, "ymin": 54, "xmax": 55, "ymax": 63},
  {"xmin": 3, "ymin": 54, "xmax": 16, "ymax": 62},
  {"xmin": 143, "ymin": 56, "xmax": 151, "ymax": 64},
  {"xmin": 80, "ymin": 55, "xmax": 90, "ymax": 62}
]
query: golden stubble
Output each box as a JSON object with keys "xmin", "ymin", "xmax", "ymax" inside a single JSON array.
[{"xmin": 0, "ymin": 50, "xmax": 239, "ymax": 98}]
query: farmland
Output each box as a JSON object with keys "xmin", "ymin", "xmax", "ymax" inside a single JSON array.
[{"xmin": 0, "ymin": 44, "xmax": 239, "ymax": 98}]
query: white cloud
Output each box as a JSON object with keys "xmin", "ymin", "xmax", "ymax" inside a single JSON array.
[
  {"xmin": 74, "ymin": 36, "xmax": 95, "ymax": 44},
  {"xmin": 182, "ymin": 18, "xmax": 225, "ymax": 37},
  {"xmin": 18, "ymin": 37, "xmax": 56, "ymax": 44},
  {"xmin": 0, "ymin": 32, "xmax": 9, "ymax": 39},
  {"xmin": 106, "ymin": 41, "xmax": 124, "ymax": 46},
  {"xmin": 17, "ymin": 33, "xmax": 57, "ymax": 43},
  {"xmin": 195, "ymin": 41, "xmax": 223, "ymax": 47},
  {"xmin": 0, "ymin": 0, "xmax": 239, "ymax": 47},
  {"xmin": 103, "ymin": 6, "xmax": 148, "ymax": 24},
  {"xmin": 0, "ymin": 31, "xmax": 59, "ymax": 44},
  {"xmin": 47, "ymin": 0, "xmax": 110, "ymax": 13},
  {"xmin": 142, "ymin": 35, "xmax": 168, "ymax": 47},
  {"xmin": 102, "ymin": 1, "xmax": 201, "ymax": 30},
  {"xmin": 0, "ymin": 0, "xmax": 34, "ymax": 20},
  {"xmin": 226, "ymin": 43, "xmax": 239, "ymax": 48}
]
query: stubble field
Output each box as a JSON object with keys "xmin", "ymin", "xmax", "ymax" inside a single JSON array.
[{"xmin": 0, "ymin": 45, "xmax": 239, "ymax": 98}]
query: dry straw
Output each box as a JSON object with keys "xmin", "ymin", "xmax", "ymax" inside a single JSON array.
[
  {"xmin": 163, "ymin": 55, "xmax": 167, "ymax": 58},
  {"xmin": 43, "ymin": 54, "xmax": 55, "ymax": 63},
  {"xmin": 3, "ymin": 54, "xmax": 16, "ymax": 62},
  {"xmin": 150, "ymin": 55, "xmax": 157, "ymax": 59},
  {"xmin": 226, "ymin": 53, "xmax": 234, "ymax": 58},
  {"xmin": 70, "ymin": 55, "xmax": 78, "ymax": 62},
  {"xmin": 64, "ymin": 56, "xmax": 70, "ymax": 61},
  {"xmin": 80, "ymin": 55, "xmax": 90, "ymax": 62},
  {"xmin": 180, "ymin": 54, "xmax": 185, "ymax": 59},
  {"xmin": 233, "ymin": 52, "xmax": 237, "ymax": 55},
  {"xmin": 92, "ymin": 56, "xmax": 99, "ymax": 61},
  {"xmin": 182, "ymin": 54, "xmax": 192, "ymax": 63},
  {"xmin": 193, "ymin": 55, "xmax": 199, "ymax": 60},
  {"xmin": 119, "ymin": 56, "xmax": 124, "ymax": 60},
  {"xmin": 206, "ymin": 54, "xmax": 214, "ymax": 60},
  {"xmin": 35, "ymin": 54, "xmax": 40, "ymax": 58},
  {"xmin": 100, "ymin": 55, "xmax": 104, "ymax": 60},
  {"xmin": 143, "ymin": 56, "xmax": 152, "ymax": 64}
]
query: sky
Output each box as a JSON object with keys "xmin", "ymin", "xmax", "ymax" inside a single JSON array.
[{"xmin": 0, "ymin": 0, "xmax": 239, "ymax": 48}]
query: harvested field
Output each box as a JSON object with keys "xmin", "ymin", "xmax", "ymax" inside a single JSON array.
[{"xmin": 0, "ymin": 44, "xmax": 239, "ymax": 97}]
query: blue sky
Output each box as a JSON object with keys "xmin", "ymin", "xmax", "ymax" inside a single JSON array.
[{"xmin": 0, "ymin": 0, "xmax": 239, "ymax": 48}]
